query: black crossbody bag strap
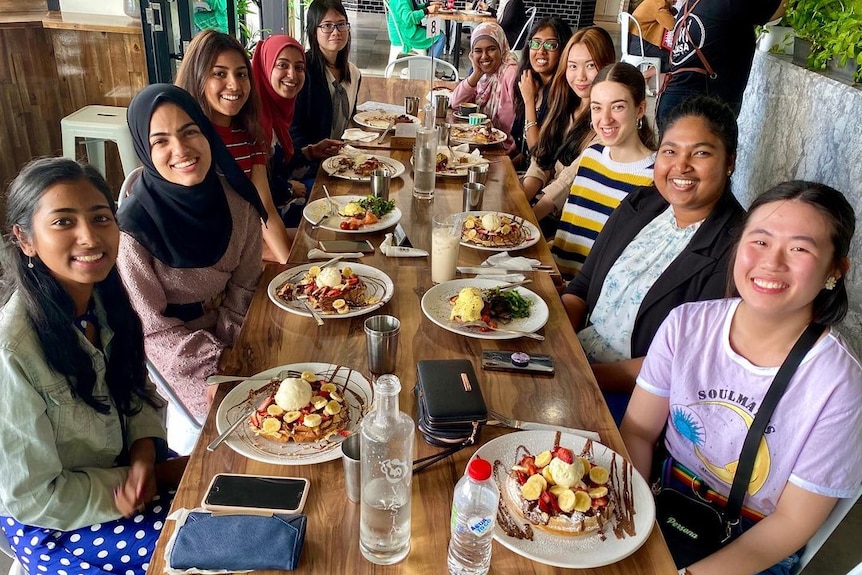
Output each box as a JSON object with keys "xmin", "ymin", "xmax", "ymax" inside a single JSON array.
[{"xmin": 724, "ymin": 323, "xmax": 826, "ymax": 524}]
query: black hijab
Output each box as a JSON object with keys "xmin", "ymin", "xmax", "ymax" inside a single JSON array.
[{"xmin": 118, "ymin": 84, "xmax": 267, "ymax": 269}]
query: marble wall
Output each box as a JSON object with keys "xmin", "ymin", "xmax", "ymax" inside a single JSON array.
[{"xmin": 735, "ymin": 50, "xmax": 862, "ymax": 349}]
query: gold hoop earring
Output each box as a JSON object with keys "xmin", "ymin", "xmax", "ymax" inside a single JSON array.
[{"xmin": 824, "ymin": 276, "xmax": 837, "ymax": 290}]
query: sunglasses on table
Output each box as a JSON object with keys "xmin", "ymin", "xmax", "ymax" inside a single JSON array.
[
  {"xmin": 318, "ymin": 22, "xmax": 351, "ymax": 33},
  {"xmin": 528, "ymin": 39, "xmax": 560, "ymax": 51}
]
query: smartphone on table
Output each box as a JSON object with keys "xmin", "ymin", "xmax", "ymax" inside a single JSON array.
[
  {"xmin": 481, "ymin": 350, "xmax": 555, "ymax": 375},
  {"xmin": 318, "ymin": 239, "xmax": 375, "ymax": 253},
  {"xmin": 202, "ymin": 473, "xmax": 310, "ymax": 515}
]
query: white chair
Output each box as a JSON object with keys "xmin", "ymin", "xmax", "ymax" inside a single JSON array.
[
  {"xmin": 618, "ymin": 11, "xmax": 663, "ymax": 96},
  {"xmin": 383, "ymin": 55, "xmax": 460, "ymax": 82},
  {"xmin": 0, "ymin": 531, "xmax": 26, "ymax": 575},
  {"xmin": 117, "ymin": 167, "xmax": 203, "ymax": 455},
  {"xmin": 511, "ymin": 6, "xmax": 537, "ymax": 52},
  {"xmin": 790, "ymin": 485, "xmax": 862, "ymax": 574},
  {"xmin": 61, "ymin": 105, "xmax": 140, "ymax": 178},
  {"xmin": 382, "ymin": 0, "xmax": 427, "ymax": 64}
]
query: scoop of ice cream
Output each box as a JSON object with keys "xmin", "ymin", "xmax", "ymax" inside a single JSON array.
[
  {"xmin": 274, "ymin": 377, "xmax": 313, "ymax": 411},
  {"xmin": 480, "ymin": 213, "xmax": 501, "ymax": 231},
  {"xmin": 450, "ymin": 287, "xmax": 484, "ymax": 322},
  {"xmin": 315, "ymin": 267, "xmax": 343, "ymax": 288},
  {"xmin": 548, "ymin": 457, "xmax": 579, "ymax": 488}
]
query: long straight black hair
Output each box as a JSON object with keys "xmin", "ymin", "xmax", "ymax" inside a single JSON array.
[
  {"xmin": 1, "ymin": 157, "xmax": 163, "ymax": 415},
  {"xmin": 306, "ymin": 0, "xmax": 353, "ymax": 84}
]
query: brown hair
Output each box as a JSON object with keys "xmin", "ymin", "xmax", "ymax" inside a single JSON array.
[
  {"xmin": 175, "ymin": 29, "xmax": 265, "ymax": 148},
  {"xmin": 591, "ymin": 62, "xmax": 656, "ymax": 150}
]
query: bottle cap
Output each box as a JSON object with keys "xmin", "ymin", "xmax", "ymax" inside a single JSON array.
[{"xmin": 467, "ymin": 457, "xmax": 492, "ymax": 481}]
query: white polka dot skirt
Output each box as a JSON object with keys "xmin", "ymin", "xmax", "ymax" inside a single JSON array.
[{"xmin": 2, "ymin": 489, "xmax": 175, "ymax": 575}]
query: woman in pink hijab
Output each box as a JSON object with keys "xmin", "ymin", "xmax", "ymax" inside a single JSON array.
[
  {"xmin": 450, "ymin": 22, "xmax": 520, "ymax": 150},
  {"xmin": 252, "ymin": 35, "xmax": 341, "ymax": 226}
]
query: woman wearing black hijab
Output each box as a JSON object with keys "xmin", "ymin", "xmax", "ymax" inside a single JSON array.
[{"xmin": 117, "ymin": 84, "xmax": 268, "ymax": 422}]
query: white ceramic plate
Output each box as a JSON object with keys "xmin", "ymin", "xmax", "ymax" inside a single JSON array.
[
  {"xmin": 473, "ymin": 430, "xmax": 654, "ymax": 568},
  {"xmin": 461, "ymin": 9, "xmax": 492, "ymax": 15},
  {"xmin": 458, "ymin": 211, "xmax": 541, "ymax": 252},
  {"xmin": 302, "ymin": 195, "xmax": 402, "ymax": 233},
  {"xmin": 268, "ymin": 262, "xmax": 394, "ymax": 319},
  {"xmin": 352, "ymin": 110, "xmax": 420, "ymax": 130},
  {"xmin": 215, "ymin": 363, "xmax": 373, "ymax": 465},
  {"xmin": 321, "ymin": 155, "xmax": 406, "ymax": 181},
  {"xmin": 420, "ymin": 278, "xmax": 549, "ymax": 339},
  {"xmin": 410, "ymin": 146, "xmax": 489, "ymax": 177},
  {"xmin": 450, "ymin": 125, "xmax": 507, "ymax": 146}
]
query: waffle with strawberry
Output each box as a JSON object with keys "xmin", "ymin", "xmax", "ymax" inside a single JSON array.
[
  {"xmin": 276, "ymin": 265, "xmax": 373, "ymax": 314},
  {"xmin": 248, "ymin": 371, "xmax": 351, "ymax": 443},
  {"xmin": 507, "ymin": 443, "xmax": 614, "ymax": 535}
]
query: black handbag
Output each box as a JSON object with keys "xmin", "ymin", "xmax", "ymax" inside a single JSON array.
[
  {"xmin": 655, "ymin": 323, "xmax": 825, "ymax": 568},
  {"xmin": 412, "ymin": 359, "xmax": 487, "ymax": 472}
]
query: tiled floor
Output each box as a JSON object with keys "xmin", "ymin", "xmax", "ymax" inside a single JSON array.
[{"xmin": 1, "ymin": 13, "xmax": 858, "ymax": 575}]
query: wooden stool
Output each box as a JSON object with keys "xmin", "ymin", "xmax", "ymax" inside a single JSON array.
[{"xmin": 61, "ymin": 105, "xmax": 140, "ymax": 177}]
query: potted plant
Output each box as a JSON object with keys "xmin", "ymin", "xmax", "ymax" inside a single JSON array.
[
  {"xmin": 821, "ymin": 7, "xmax": 862, "ymax": 82},
  {"xmin": 757, "ymin": 20, "xmax": 796, "ymax": 55},
  {"xmin": 785, "ymin": 0, "xmax": 862, "ymax": 82}
]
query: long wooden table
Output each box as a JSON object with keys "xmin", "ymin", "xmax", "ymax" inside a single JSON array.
[{"xmin": 145, "ymin": 85, "xmax": 674, "ymax": 574}]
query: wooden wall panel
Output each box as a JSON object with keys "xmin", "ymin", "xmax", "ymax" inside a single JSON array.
[
  {"xmin": 0, "ymin": 1, "xmax": 48, "ymax": 12},
  {"xmin": 0, "ymin": 25, "xmax": 146, "ymax": 207}
]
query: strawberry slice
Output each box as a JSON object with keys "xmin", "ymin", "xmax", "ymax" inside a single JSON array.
[
  {"xmin": 537, "ymin": 491, "xmax": 554, "ymax": 514},
  {"xmin": 257, "ymin": 396, "xmax": 274, "ymax": 411},
  {"xmin": 554, "ymin": 447, "xmax": 573, "ymax": 464},
  {"xmin": 515, "ymin": 471, "xmax": 528, "ymax": 485},
  {"xmin": 592, "ymin": 496, "xmax": 608, "ymax": 509},
  {"xmin": 250, "ymin": 412, "xmax": 261, "ymax": 428}
]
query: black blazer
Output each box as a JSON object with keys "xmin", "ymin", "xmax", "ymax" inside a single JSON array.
[{"xmin": 565, "ymin": 185, "xmax": 744, "ymax": 357}]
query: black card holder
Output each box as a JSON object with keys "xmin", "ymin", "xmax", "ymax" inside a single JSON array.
[{"xmin": 414, "ymin": 359, "xmax": 487, "ymax": 446}]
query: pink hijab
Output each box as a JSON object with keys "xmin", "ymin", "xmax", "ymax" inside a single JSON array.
[
  {"xmin": 470, "ymin": 22, "xmax": 518, "ymax": 121},
  {"xmin": 252, "ymin": 35, "xmax": 305, "ymax": 159}
]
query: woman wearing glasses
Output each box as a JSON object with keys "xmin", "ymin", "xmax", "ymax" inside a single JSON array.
[
  {"xmin": 510, "ymin": 17, "xmax": 572, "ymax": 169},
  {"xmin": 289, "ymin": 0, "xmax": 359, "ymax": 181}
]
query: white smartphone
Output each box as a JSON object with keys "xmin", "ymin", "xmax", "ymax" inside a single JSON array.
[{"xmin": 202, "ymin": 474, "xmax": 309, "ymax": 515}]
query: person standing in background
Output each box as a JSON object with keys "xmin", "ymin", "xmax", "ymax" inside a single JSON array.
[
  {"xmin": 387, "ymin": 0, "xmax": 446, "ymax": 57},
  {"xmin": 656, "ymin": 0, "xmax": 786, "ymax": 127}
]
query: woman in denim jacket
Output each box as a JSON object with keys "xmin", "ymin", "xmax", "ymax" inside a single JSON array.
[{"xmin": 0, "ymin": 157, "xmax": 187, "ymax": 575}]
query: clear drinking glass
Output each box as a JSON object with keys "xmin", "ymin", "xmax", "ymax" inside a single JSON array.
[{"xmin": 413, "ymin": 125, "xmax": 438, "ymax": 199}]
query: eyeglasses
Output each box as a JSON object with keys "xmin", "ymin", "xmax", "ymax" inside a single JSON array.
[
  {"xmin": 318, "ymin": 22, "xmax": 351, "ymax": 33},
  {"xmin": 528, "ymin": 39, "xmax": 560, "ymax": 51}
]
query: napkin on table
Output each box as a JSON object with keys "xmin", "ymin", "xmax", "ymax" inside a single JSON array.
[
  {"xmin": 341, "ymin": 128, "xmax": 379, "ymax": 143},
  {"xmin": 165, "ymin": 508, "xmax": 307, "ymax": 573},
  {"xmin": 448, "ymin": 144, "xmax": 488, "ymax": 167},
  {"xmin": 355, "ymin": 101, "xmax": 404, "ymax": 114},
  {"xmin": 475, "ymin": 251, "xmax": 542, "ymax": 283}
]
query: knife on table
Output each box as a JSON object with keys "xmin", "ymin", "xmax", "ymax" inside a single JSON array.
[{"xmin": 457, "ymin": 266, "xmax": 552, "ymax": 274}]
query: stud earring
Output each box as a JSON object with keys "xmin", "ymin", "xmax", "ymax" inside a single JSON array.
[
  {"xmin": 636, "ymin": 117, "xmax": 643, "ymax": 129},
  {"xmin": 825, "ymin": 276, "xmax": 837, "ymax": 290},
  {"xmin": 589, "ymin": 122, "xmax": 593, "ymax": 130},
  {"xmin": 27, "ymin": 256, "xmax": 34, "ymax": 269},
  {"xmin": 727, "ymin": 170, "xmax": 733, "ymax": 176}
]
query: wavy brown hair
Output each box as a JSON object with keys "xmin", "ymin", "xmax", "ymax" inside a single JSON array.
[
  {"xmin": 533, "ymin": 26, "xmax": 615, "ymax": 170},
  {"xmin": 175, "ymin": 29, "xmax": 265, "ymax": 149},
  {"xmin": 591, "ymin": 62, "xmax": 656, "ymax": 150}
]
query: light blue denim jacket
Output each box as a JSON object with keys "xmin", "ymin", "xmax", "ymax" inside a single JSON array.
[{"xmin": 0, "ymin": 291, "xmax": 167, "ymax": 531}]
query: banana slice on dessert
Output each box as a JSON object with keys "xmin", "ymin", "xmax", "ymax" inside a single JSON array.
[
  {"xmin": 261, "ymin": 417, "xmax": 282, "ymax": 434},
  {"xmin": 303, "ymin": 413, "xmax": 323, "ymax": 428},
  {"xmin": 308, "ymin": 266, "xmax": 321, "ymax": 277},
  {"xmin": 301, "ymin": 371, "xmax": 317, "ymax": 383},
  {"xmin": 574, "ymin": 490, "xmax": 592, "ymax": 513},
  {"xmin": 557, "ymin": 489, "xmax": 576, "ymax": 513},
  {"xmin": 310, "ymin": 396, "xmax": 328, "ymax": 410},
  {"xmin": 266, "ymin": 404, "xmax": 285, "ymax": 417},
  {"xmin": 589, "ymin": 466, "xmax": 610, "ymax": 485},
  {"xmin": 549, "ymin": 485, "xmax": 569, "ymax": 497},
  {"xmin": 323, "ymin": 400, "xmax": 342, "ymax": 416},
  {"xmin": 541, "ymin": 465, "xmax": 555, "ymax": 485},
  {"xmin": 577, "ymin": 457, "xmax": 591, "ymax": 479},
  {"xmin": 589, "ymin": 486, "xmax": 609, "ymax": 499},
  {"xmin": 534, "ymin": 450, "xmax": 552, "ymax": 468},
  {"xmin": 329, "ymin": 390, "xmax": 343, "ymax": 402},
  {"xmin": 283, "ymin": 411, "xmax": 302, "ymax": 424},
  {"xmin": 520, "ymin": 478, "xmax": 543, "ymax": 501},
  {"xmin": 341, "ymin": 267, "xmax": 353, "ymax": 277},
  {"xmin": 320, "ymin": 383, "xmax": 337, "ymax": 393}
]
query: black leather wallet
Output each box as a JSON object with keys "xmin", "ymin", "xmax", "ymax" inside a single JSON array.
[{"xmin": 415, "ymin": 359, "xmax": 487, "ymax": 447}]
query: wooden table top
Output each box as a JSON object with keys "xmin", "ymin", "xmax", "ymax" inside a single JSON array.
[
  {"xmin": 435, "ymin": 9, "xmax": 497, "ymax": 23},
  {"xmin": 145, "ymin": 78, "xmax": 674, "ymax": 574}
]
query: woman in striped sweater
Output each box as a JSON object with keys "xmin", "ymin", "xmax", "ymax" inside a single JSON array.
[{"xmin": 543, "ymin": 62, "xmax": 657, "ymax": 279}]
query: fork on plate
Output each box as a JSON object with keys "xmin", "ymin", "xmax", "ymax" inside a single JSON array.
[{"xmin": 458, "ymin": 320, "xmax": 544, "ymax": 340}]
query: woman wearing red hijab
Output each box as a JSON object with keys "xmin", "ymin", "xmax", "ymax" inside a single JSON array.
[{"xmin": 252, "ymin": 35, "xmax": 341, "ymax": 227}]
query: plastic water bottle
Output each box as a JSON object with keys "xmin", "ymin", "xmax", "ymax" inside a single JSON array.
[
  {"xmin": 447, "ymin": 457, "xmax": 500, "ymax": 575},
  {"xmin": 359, "ymin": 375, "xmax": 414, "ymax": 565}
]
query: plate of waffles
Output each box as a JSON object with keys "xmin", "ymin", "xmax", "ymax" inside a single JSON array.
[
  {"xmin": 214, "ymin": 363, "xmax": 373, "ymax": 465},
  {"xmin": 321, "ymin": 154, "xmax": 406, "ymax": 181},
  {"xmin": 458, "ymin": 211, "xmax": 541, "ymax": 251},
  {"xmin": 268, "ymin": 262, "xmax": 394, "ymax": 319},
  {"xmin": 473, "ymin": 430, "xmax": 654, "ymax": 568}
]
